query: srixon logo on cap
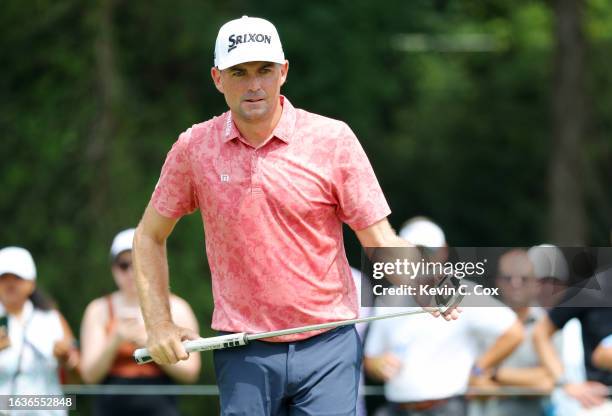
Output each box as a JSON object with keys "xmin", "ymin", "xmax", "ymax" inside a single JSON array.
[{"xmin": 227, "ymin": 33, "xmax": 272, "ymax": 52}]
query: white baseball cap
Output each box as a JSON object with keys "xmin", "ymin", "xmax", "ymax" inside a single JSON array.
[
  {"xmin": 528, "ymin": 244, "xmax": 569, "ymax": 281},
  {"xmin": 0, "ymin": 246, "xmax": 37, "ymax": 281},
  {"xmin": 214, "ymin": 16, "xmax": 285, "ymax": 70},
  {"xmin": 110, "ymin": 228, "xmax": 136, "ymax": 259},
  {"xmin": 399, "ymin": 218, "xmax": 446, "ymax": 248}
]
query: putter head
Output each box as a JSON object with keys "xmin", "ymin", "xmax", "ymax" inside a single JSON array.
[{"xmin": 435, "ymin": 274, "xmax": 464, "ymax": 313}]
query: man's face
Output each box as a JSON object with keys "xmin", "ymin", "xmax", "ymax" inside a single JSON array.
[
  {"xmin": 496, "ymin": 250, "xmax": 538, "ymax": 308},
  {"xmin": 211, "ymin": 61, "xmax": 289, "ymax": 122}
]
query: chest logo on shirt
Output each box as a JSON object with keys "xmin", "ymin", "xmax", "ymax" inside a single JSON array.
[{"xmin": 220, "ymin": 174, "xmax": 230, "ymax": 182}]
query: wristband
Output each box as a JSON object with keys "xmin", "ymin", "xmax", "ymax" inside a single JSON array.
[{"xmin": 471, "ymin": 364, "xmax": 485, "ymax": 377}]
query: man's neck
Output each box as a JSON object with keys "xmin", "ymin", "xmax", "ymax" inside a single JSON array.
[
  {"xmin": 513, "ymin": 306, "xmax": 530, "ymax": 321},
  {"xmin": 233, "ymin": 100, "xmax": 283, "ymax": 147}
]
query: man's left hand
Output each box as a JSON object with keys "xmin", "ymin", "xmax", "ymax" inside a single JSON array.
[{"xmin": 427, "ymin": 306, "xmax": 462, "ymax": 321}]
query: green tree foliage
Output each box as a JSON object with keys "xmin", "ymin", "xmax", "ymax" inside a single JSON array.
[{"xmin": 1, "ymin": 1, "xmax": 611, "ymax": 413}]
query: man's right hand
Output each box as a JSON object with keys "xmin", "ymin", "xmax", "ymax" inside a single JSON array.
[{"xmin": 145, "ymin": 321, "xmax": 200, "ymax": 365}]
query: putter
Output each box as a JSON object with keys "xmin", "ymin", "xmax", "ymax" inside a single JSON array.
[
  {"xmin": 134, "ymin": 276, "xmax": 463, "ymax": 364},
  {"xmin": 134, "ymin": 275, "xmax": 463, "ymax": 364},
  {"xmin": 134, "ymin": 308, "xmax": 432, "ymax": 364}
]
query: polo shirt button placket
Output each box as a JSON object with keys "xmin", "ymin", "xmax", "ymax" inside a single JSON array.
[{"xmin": 251, "ymin": 151, "xmax": 262, "ymax": 195}]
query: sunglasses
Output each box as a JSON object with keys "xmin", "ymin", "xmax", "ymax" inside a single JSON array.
[
  {"xmin": 497, "ymin": 275, "xmax": 534, "ymax": 285},
  {"xmin": 538, "ymin": 277, "xmax": 566, "ymax": 285},
  {"xmin": 116, "ymin": 261, "xmax": 133, "ymax": 271}
]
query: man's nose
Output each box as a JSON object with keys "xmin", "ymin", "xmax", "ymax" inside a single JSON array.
[
  {"xmin": 246, "ymin": 74, "xmax": 262, "ymax": 91},
  {"xmin": 510, "ymin": 275, "xmax": 525, "ymax": 288}
]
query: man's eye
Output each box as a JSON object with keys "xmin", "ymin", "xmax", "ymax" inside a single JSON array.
[{"xmin": 232, "ymin": 71, "xmax": 244, "ymax": 77}]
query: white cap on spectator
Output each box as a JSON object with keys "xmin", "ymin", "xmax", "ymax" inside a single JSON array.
[
  {"xmin": 110, "ymin": 228, "xmax": 136, "ymax": 259},
  {"xmin": 527, "ymin": 244, "xmax": 569, "ymax": 281},
  {"xmin": 0, "ymin": 246, "xmax": 37, "ymax": 281},
  {"xmin": 399, "ymin": 218, "xmax": 446, "ymax": 248},
  {"xmin": 214, "ymin": 16, "xmax": 285, "ymax": 70}
]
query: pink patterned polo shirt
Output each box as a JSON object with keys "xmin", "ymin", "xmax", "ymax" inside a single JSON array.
[{"xmin": 152, "ymin": 96, "xmax": 390, "ymax": 341}]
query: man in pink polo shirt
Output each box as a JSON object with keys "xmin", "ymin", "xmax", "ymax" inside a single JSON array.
[{"xmin": 133, "ymin": 15, "xmax": 459, "ymax": 415}]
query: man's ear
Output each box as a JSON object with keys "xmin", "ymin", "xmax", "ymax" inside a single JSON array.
[
  {"xmin": 279, "ymin": 60, "xmax": 289, "ymax": 87},
  {"xmin": 211, "ymin": 67, "xmax": 224, "ymax": 93}
]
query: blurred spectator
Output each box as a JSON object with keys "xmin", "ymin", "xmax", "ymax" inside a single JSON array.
[
  {"xmin": 533, "ymin": 274, "xmax": 612, "ymax": 415},
  {"xmin": 364, "ymin": 217, "xmax": 523, "ymax": 416},
  {"xmin": 528, "ymin": 244, "xmax": 570, "ymax": 308},
  {"xmin": 80, "ymin": 229, "xmax": 201, "ymax": 416},
  {"xmin": 0, "ymin": 246, "xmax": 79, "ymax": 415},
  {"xmin": 486, "ymin": 249, "xmax": 554, "ymax": 415},
  {"xmin": 529, "ymin": 244, "xmax": 587, "ymax": 416}
]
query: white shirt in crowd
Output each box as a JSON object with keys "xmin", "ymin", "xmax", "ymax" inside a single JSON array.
[
  {"xmin": 364, "ymin": 295, "xmax": 515, "ymax": 402},
  {"xmin": 0, "ymin": 300, "xmax": 66, "ymax": 416}
]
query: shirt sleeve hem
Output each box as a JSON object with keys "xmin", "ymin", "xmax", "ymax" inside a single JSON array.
[
  {"xmin": 151, "ymin": 198, "xmax": 190, "ymax": 219},
  {"xmin": 348, "ymin": 207, "xmax": 392, "ymax": 231}
]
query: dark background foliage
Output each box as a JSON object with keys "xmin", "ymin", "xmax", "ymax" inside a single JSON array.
[{"xmin": 2, "ymin": 1, "xmax": 610, "ymax": 413}]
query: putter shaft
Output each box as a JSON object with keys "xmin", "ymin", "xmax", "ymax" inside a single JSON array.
[
  {"xmin": 246, "ymin": 308, "xmax": 431, "ymax": 341},
  {"xmin": 134, "ymin": 308, "xmax": 434, "ymax": 364}
]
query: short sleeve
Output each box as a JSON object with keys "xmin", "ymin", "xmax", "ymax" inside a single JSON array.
[
  {"xmin": 50, "ymin": 310, "xmax": 64, "ymax": 343},
  {"xmin": 549, "ymin": 307, "xmax": 582, "ymax": 330},
  {"xmin": 151, "ymin": 129, "xmax": 198, "ymax": 218},
  {"xmin": 332, "ymin": 124, "xmax": 391, "ymax": 230},
  {"xmin": 29, "ymin": 310, "xmax": 65, "ymax": 360}
]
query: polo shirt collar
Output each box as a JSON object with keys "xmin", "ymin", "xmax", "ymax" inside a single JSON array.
[
  {"xmin": 222, "ymin": 95, "xmax": 296, "ymax": 144},
  {"xmin": 271, "ymin": 96, "xmax": 296, "ymax": 144}
]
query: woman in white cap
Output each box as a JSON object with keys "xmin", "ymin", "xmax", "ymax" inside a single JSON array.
[
  {"xmin": 0, "ymin": 246, "xmax": 79, "ymax": 415},
  {"xmin": 79, "ymin": 228, "xmax": 200, "ymax": 416}
]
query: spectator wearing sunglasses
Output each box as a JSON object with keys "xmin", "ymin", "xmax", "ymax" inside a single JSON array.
[
  {"xmin": 79, "ymin": 228, "xmax": 201, "ymax": 416},
  {"xmin": 484, "ymin": 249, "xmax": 556, "ymax": 416}
]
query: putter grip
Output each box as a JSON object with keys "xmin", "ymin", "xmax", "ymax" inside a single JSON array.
[{"xmin": 133, "ymin": 332, "xmax": 248, "ymax": 364}]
